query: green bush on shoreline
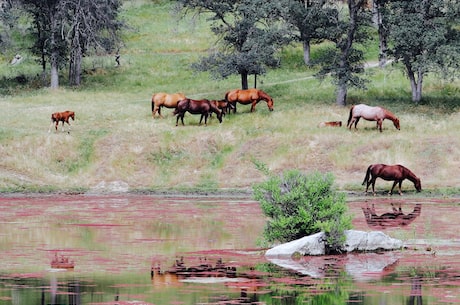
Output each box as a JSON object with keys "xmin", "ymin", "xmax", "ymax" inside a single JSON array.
[{"xmin": 253, "ymin": 169, "xmax": 352, "ymax": 252}]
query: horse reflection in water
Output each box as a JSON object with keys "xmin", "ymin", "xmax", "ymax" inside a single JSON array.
[{"xmin": 362, "ymin": 203, "xmax": 422, "ymax": 229}]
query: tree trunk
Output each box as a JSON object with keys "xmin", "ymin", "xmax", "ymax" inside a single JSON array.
[
  {"xmin": 50, "ymin": 55, "xmax": 59, "ymax": 89},
  {"xmin": 241, "ymin": 71, "xmax": 249, "ymax": 90},
  {"xmin": 336, "ymin": 83, "xmax": 347, "ymax": 106},
  {"xmin": 69, "ymin": 36, "xmax": 82, "ymax": 86},
  {"xmin": 49, "ymin": 15, "xmax": 59, "ymax": 89},
  {"xmin": 303, "ymin": 40, "xmax": 311, "ymax": 65},
  {"xmin": 415, "ymin": 68, "xmax": 423, "ymax": 103},
  {"xmin": 406, "ymin": 63, "xmax": 423, "ymax": 103},
  {"xmin": 334, "ymin": 0, "xmax": 363, "ymax": 106},
  {"xmin": 373, "ymin": 1, "xmax": 388, "ymax": 67}
]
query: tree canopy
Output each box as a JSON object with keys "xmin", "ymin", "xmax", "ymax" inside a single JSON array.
[
  {"xmin": 2, "ymin": 0, "xmax": 124, "ymax": 88},
  {"xmin": 383, "ymin": 0, "xmax": 460, "ymax": 103},
  {"xmin": 178, "ymin": 0, "xmax": 290, "ymax": 89}
]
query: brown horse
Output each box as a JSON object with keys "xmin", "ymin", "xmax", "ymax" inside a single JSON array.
[
  {"xmin": 362, "ymin": 164, "xmax": 422, "ymax": 195},
  {"xmin": 318, "ymin": 121, "xmax": 342, "ymax": 127},
  {"xmin": 347, "ymin": 104, "xmax": 400, "ymax": 132},
  {"xmin": 48, "ymin": 111, "xmax": 75, "ymax": 133},
  {"xmin": 173, "ymin": 98, "xmax": 222, "ymax": 126},
  {"xmin": 151, "ymin": 92, "xmax": 186, "ymax": 118},
  {"xmin": 225, "ymin": 88, "xmax": 274, "ymax": 113},
  {"xmin": 210, "ymin": 99, "xmax": 234, "ymax": 116}
]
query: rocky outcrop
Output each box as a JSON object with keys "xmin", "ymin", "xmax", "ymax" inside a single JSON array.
[
  {"xmin": 265, "ymin": 229, "xmax": 403, "ymax": 257},
  {"xmin": 265, "ymin": 230, "xmax": 403, "ymax": 280}
]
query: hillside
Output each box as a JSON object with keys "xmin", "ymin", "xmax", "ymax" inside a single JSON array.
[{"xmin": 0, "ymin": 0, "xmax": 459, "ymax": 195}]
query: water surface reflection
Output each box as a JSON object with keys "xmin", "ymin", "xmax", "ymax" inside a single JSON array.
[{"xmin": 0, "ymin": 195, "xmax": 459, "ymax": 304}]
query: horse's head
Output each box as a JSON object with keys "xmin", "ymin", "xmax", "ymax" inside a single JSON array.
[
  {"xmin": 393, "ymin": 118, "xmax": 400, "ymax": 130},
  {"xmin": 70, "ymin": 112, "xmax": 75, "ymax": 120},
  {"xmin": 267, "ymin": 97, "xmax": 274, "ymax": 111}
]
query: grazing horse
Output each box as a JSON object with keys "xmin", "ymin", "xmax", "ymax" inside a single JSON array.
[
  {"xmin": 225, "ymin": 88, "xmax": 274, "ymax": 113},
  {"xmin": 362, "ymin": 164, "xmax": 422, "ymax": 196},
  {"xmin": 48, "ymin": 111, "xmax": 75, "ymax": 133},
  {"xmin": 173, "ymin": 98, "xmax": 222, "ymax": 126},
  {"xmin": 347, "ymin": 104, "xmax": 400, "ymax": 132},
  {"xmin": 210, "ymin": 99, "xmax": 233, "ymax": 116},
  {"xmin": 151, "ymin": 92, "xmax": 186, "ymax": 118}
]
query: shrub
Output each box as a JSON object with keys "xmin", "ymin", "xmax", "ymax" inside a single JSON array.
[{"xmin": 253, "ymin": 169, "xmax": 352, "ymax": 253}]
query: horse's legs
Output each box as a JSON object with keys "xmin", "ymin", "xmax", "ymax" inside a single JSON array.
[
  {"xmin": 371, "ymin": 178, "xmax": 377, "ymax": 196},
  {"xmin": 233, "ymin": 102, "xmax": 237, "ymax": 113},
  {"xmin": 175, "ymin": 114, "xmax": 180, "ymax": 126},
  {"xmin": 389, "ymin": 181, "xmax": 398, "ymax": 195},
  {"xmin": 354, "ymin": 117, "xmax": 360, "ymax": 129},
  {"xmin": 250, "ymin": 101, "xmax": 256, "ymax": 112},
  {"xmin": 158, "ymin": 106, "xmax": 163, "ymax": 118},
  {"xmin": 204, "ymin": 114, "xmax": 208, "ymax": 126},
  {"xmin": 398, "ymin": 181, "xmax": 403, "ymax": 195},
  {"xmin": 377, "ymin": 119, "xmax": 383, "ymax": 132}
]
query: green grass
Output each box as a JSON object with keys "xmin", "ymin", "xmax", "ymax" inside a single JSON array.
[{"xmin": 0, "ymin": 0, "xmax": 459, "ymax": 194}]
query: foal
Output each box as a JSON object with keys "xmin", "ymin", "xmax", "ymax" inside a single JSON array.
[{"xmin": 49, "ymin": 111, "xmax": 75, "ymax": 133}]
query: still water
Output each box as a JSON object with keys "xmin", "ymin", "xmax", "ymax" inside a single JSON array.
[{"xmin": 0, "ymin": 194, "xmax": 459, "ymax": 305}]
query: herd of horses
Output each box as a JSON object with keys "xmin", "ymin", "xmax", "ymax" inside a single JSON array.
[
  {"xmin": 48, "ymin": 88, "xmax": 422, "ymax": 196},
  {"xmin": 151, "ymin": 88, "xmax": 274, "ymax": 125}
]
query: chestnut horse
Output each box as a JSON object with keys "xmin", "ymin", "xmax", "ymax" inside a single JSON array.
[
  {"xmin": 151, "ymin": 92, "xmax": 186, "ymax": 118},
  {"xmin": 210, "ymin": 99, "xmax": 234, "ymax": 116},
  {"xmin": 173, "ymin": 98, "xmax": 222, "ymax": 126},
  {"xmin": 225, "ymin": 88, "xmax": 274, "ymax": 113},
  {"xmin": 318, "ymin": 121, "xmax": 342, "ymax": 127},
  {"xmin": 48, "ymin": 111, "xmax": 75, "ymax": 133},
  {"xmin": 347, "ymin": 104, "xmax": 400, "ymax": 132},
  {"xmin": 362, "ymin": 164, "xmax": 421, "ymax": 196}
]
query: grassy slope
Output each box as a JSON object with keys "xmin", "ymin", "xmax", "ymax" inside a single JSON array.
[{"xmin": 0, "ymin": 0, "xmax": 459, "ymax": 194}]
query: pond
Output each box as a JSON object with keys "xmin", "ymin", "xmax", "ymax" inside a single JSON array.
[{"xmin": 0, "ymin": 194, "xmax": 459, "ymax": 305}]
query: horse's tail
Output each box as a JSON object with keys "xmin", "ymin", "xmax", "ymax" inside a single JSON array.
[
  {"xmin": 224, "ymin": 91, "xmax": 230, "ymax": 102},
  {"xmin": 362, "ymin": 165, "xmax": 372, "ymax": 185},
  {"xmin": 347, "ymin": 105, "xmax": 355, "ymax": 128}
]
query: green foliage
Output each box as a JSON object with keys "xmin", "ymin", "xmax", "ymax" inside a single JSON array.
[
  {"xmin": 253, "ymin": 169, "xmax": 352, "ymax": 253},
  {"xmin": 178, "ymin": 0, "xmax": 290, "ymax": 88}
]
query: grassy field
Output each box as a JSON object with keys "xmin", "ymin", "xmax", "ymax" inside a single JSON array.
[{"xmin": 0, "ymin": 0, "xmax": 459, "ymax": 195}]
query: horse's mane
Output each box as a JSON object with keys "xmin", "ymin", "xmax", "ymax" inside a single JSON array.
[
  {"xmin": 258, "ymin": 89, "xmax": 271, "ymax": 101},
  {"xmin": 382, "ymin": 107, "xmax": 398, "ymax": 120},
  {"xmin": 399, "ymin": 165, "xmax": 418, "ymax": 182}
]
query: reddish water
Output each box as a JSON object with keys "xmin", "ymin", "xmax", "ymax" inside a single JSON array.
[{"xmin": 0, "ymin": 194, "xmax": 459, "ymax": 304}]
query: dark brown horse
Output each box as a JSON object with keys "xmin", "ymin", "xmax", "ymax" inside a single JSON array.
[
  {"xmin": 225, "ymin": 88, "xmax": 274, "ymax": 113},
  {"xmin": 48, "ymin": 111, "xmax": 75, "ymax": 133},
  {"xmin": 362, "ymin": 164, "xmax": 421, "ymax": 195},
  {"xmin": 347, "ymin": 104, "xmax": 400, "ymax": 132},
  {"xmin": 151, "ymin": 92, "xmax": 186, "ymax": 118},
  {"xmin": 173, "ymin": 98, "xmax": 222, "ymax": 126}
]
